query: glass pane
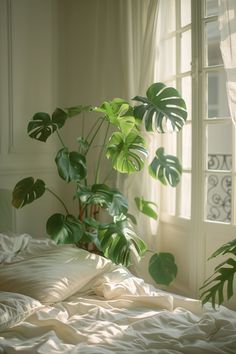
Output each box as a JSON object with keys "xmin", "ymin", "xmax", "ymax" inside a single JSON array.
[
  {"xmin": 181, "ymin": 76, "xmax": 192, "ymax": 120},
  {"xmin": 158, "ymin": 36, "xmax": 176, "ymax": 81},
  {"xmin": 207, "ymin": 123, "xmax": 232, "ymax": 170},
  {"xmin": 180, "ymin": 173, "xmax": 191, "ymax": 218},
  {"xmin": 181, "ymin": 30, "xmax": 191, "ymax": 72},
  {"xmin": 207, "ymin": 71, "xmax": 230, "ymax": 118},
  {"xmin": 181, "ymin": 0, "xmax": 191, "ymax": 27},
  {"xmin": 205, "ymin": 0, "xmax": 219, "ymax": 17},
  {"xmin": 206, "ymin": 173, "xmax": 231, "ymax": 223},
  {"xmin": 162, "ymin": 131, "xmax": 177, "ymax": 155},
  {"xmin": 182, "ymin": 123, "xmax": 192, "ymax": 169},
  {"xmin": 162, "ymin": 185, "xmax": 176, "ymax": 216},
  {"xmin": 205, "ymin": 21, "xmax": 223, "ymax": 66}
]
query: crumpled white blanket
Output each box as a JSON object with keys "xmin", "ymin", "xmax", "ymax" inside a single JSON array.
[{"xmin": 0, "ymin": 234, "xmax": 236, "ymax": 353}]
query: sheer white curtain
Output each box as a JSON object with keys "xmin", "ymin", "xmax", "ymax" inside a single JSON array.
[{"xmin": 219, "ymin": 0, "xmax": 236, "ymax": 125}]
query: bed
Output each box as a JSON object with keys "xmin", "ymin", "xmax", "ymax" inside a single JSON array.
[{"xmin": 0, "ymin": 233, "xmax": 236, "ymax": 354}]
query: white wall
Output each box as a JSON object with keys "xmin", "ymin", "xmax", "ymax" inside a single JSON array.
[{"xmin": 0, "ymin": 0, "xmax": 65, "ymax": 237}]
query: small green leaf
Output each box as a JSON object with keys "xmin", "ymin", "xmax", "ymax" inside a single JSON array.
[
  {"xmin": 46, "ymin": 213, "xmax": 84, "ymax": 244},
  {"xmin": 149, "ymin": 147, "xmax": 182, "ymax": 187},
  {"xmin": 106, "ymin": 131, "xmax": 148, "ymax": 173},
  {"xmin": 94, "ymin": 99, "xmax": 136, "ymax": 136},
  {"xmin": 149, "ymin": 252, "xmax": 177, "ymax": 286},
  {"xmin": 55, "ymin": 148, "xmax": 87, "ymax": 182},
  {"xmin": 77, "ymin": 137, "xmax": 89, "ymax": 155},
  {"xmin": 135, "ymin": 197, "xmax": 158, "ymax": 220},
  {"xmin": 12, "ymin": 177, "xmax": 45, "ymax": 208},
  {"xmin": 65, "ymin": 105, "xmax": 91, "ymax": 118}
]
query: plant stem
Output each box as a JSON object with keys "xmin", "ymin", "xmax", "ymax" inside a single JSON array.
[
  {"xmin": 56, "ymin": 130, "xmax": 66, "ymax": 148},
  {"xmin": 95, "ymin": 122, "xmax": 110, "ymax": 184},
  {"xmin": 86, "ymin": 117, "xmax": 102, "ymax": 141},
  {"xmin": 87, "ymin": 117, "xmax": 105, "ymax": 150},
  {"xmin": 46, "ymin": 187, "xmax": 70, "ymax": 214}
]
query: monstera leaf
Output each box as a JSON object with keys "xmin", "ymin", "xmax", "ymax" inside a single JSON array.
[
  {"xmin": 133, "ymin": 82, "xmax": 187, "ymax": 133},
  {"xmin": 46, "ymin": 213, "xmax": 85, "ymax": 244},
  {"xmin": 135, "ymin": 197, "xmax": 158, "ymax": 220},
  {"xmin": 55, "ymin": 148, "xmax": 87, "ymax": 182},
  {"xmin": 106, "ymin": 131, "xmax": 148, "ymax": 173},
  {"xmin": 149, "ymin": 147, "xmax": 182, "ymax": 187},
  {"xmin": 200, "ymin": 239, "xmax": 236, "ymax": 308},
  {"xmin": 77, "ymin": 184, "xmax": 128, "ymax": 217},
  {"xmin": 98, "ymin": 218, "xmax": 147, "ymax": 266},
  {"xmin": 12, "ymin": 177, "xmax": 45, "ymax": 208},
  {"xmin": 149, "ymin": 252, "xmax": 177, "ymax": 286},
  {"xmin": 94, "ymin": 99, "xmax": 137, "ymax": 136},
  {"xmin": 28, "ymin": 106, "xmax": 91, "ymax": 142},
  {"xmin": 27, "ymin": 109, "xmax": 67, "ymax": 142}
]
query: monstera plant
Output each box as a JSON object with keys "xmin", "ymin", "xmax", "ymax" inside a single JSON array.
[{"xmin": 12, "ymin": 82, "xmax": 187, "ymax": 286}]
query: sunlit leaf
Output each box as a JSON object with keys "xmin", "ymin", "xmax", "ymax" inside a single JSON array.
[
  {"xmin": 106, "ymin": 131, "xmax": 148, "ymax": 173},
  {"xmin": 133, "ymin": 82, "xmax": 187, "ymax": 133},
  {"xmin": 98, "ymin": 218, "xmax": 147, "ymax": 266},
  {"xmin": 135, "ymin": 197, "xmax": 158, "ymax": 220}
]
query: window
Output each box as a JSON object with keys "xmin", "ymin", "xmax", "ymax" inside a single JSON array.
[{"xmin": 156, "ymin": 0, "xmax": 235, "ymax": 301}]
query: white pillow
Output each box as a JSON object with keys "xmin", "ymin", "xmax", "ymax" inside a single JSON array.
[
  {"xmin": 0, "ymin": 291, "xmax": 42, "ymax": 331},
  {"xmin": 0, "ymin": 245, "xmax": 114, "ymax": 303},
  {"xmin": 0, "ymin": 233, "xmax": 56, "ymax": 264}
]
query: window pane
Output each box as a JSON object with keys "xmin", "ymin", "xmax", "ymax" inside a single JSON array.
[
  {"xmin": 182, "ymin": 123, "xmax": 192, "ymax": 169},
  {"xmin": 207, "ymin": 71, "xmax": 230, "ymax": 118},
  {"xmin": 180, "ymin": 173, "xmax": 191, "ymax": 218},
  {"xmin": 181, "ymin": 76, "xmax": 192, "ymax": 120},
  {"xmin": 207, "ymin": 123, "xmax": 232, "ymax": 170},
  {"xmin": 181, "ymin": 0, "xmax": 191, "ymax": 27},
  {"xmin": 181, "ymin": 30, "xmax": 191, "ymax": 72},
  {"xmin": 205, "ymin": 0, "xmax": 219, "ymax": 17},
  {"xmin": 205, "ymin": 21, "xmax": 223, "ymax": 66},
  {"xmin": 206, "ymin": 173, "xmax": 231, "ymax": 223},
  {"xmin": 159, "ymin": 36, "xmax": 176, "ymax": 81},
  {"xmin": 162, "ymin": 186, "xmax": 176, "ymax": 215}
]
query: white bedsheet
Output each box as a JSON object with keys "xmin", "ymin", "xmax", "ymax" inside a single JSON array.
[
  {"xmin": 0, "ymin": 234, "xmax": 236, "ymax": 354},
  {"xmin": 1, "ymin": 266, "xmax": 236, "ymax": 354}
]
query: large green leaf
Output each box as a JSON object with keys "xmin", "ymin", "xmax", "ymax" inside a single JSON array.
[
  {"xmin": 46, "ymin": 213, "xmax": 85, "ymax": 244},
  {"xmin": 12, "ymin": 177, "xmax": 45, "ymax": 208},
  {"xmin": 106, "ymin": 131, "xmax": 148, "ymax": 173},
  {"xmin": 149, "ymin": 252, "xmax": 177, "ymax": 286},
  {"xmin": 200, "ymin": 258, "xmax": 236, "ymax": 308},
  {"xmin": 27, "ymin": 109, "xmax": 67, "ymax": 142},
  {"xmin": 77, "ymin": 184, "xmax": 128, "ymax": 217},
  {"xmin": 55, "ymin": 148, "xmax": 87, "ymax": 182},
  {"xmin": 133, "ymin": 82, "xmax": 187, "ymax": 133},
  {"xmin": 149, "ymin": 147, "xmax": 182, "ymax": 187},
  {"xmin": 94, "ymin": 99, "xmax": 137, "ymax": 136},
  {"xmin": 135, "ymin": 197, "xmax": 158, "ymax": 220},
  {"xmin": 98, "ymin": 218, "xmax": 147, "ymax": 266},
  {"xmin": 200, "ymin": 239, "xmax": 236, "ymax": 308}
]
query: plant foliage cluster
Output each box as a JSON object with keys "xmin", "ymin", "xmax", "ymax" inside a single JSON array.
[{"xmin": 12, "ymin": 83, "xmax": 187, "ymax": 286}]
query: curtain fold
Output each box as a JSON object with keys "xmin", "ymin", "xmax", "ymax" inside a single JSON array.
[
  {"xmin": 115, "ymin": 0, "xmax": 161, "ymax": 281},
  {"xmin": 219, "ymin": 0, "xmax": 236, "ymax": 125}
]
